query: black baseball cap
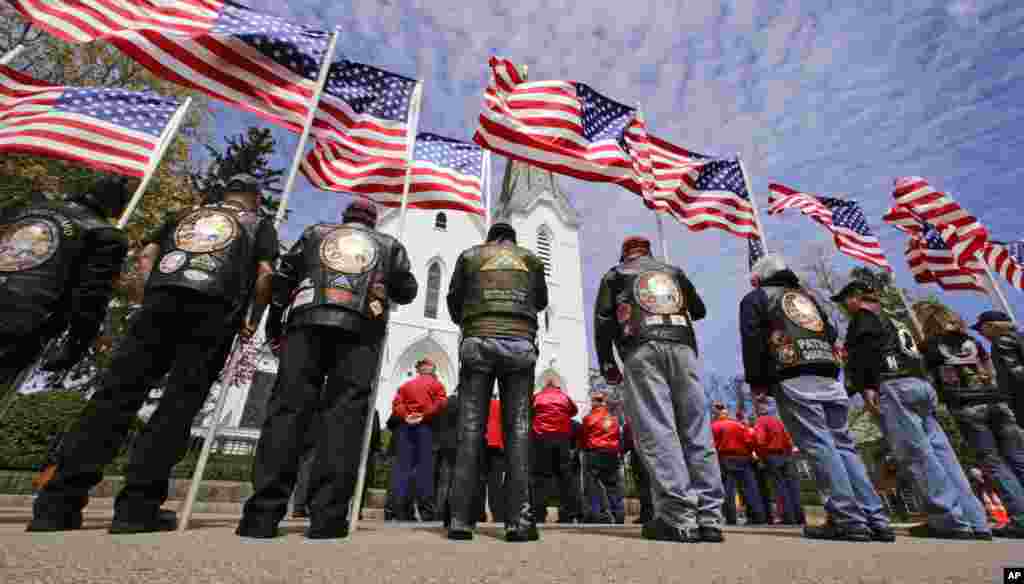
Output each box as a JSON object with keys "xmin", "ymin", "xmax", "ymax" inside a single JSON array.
[
  {"xmin": 970, "ymin": 310, "xmax": 1012, "ymax": 331},
  {"xmin": 830, "ymin": 280, "xmax": 876, "ymax": 303}
]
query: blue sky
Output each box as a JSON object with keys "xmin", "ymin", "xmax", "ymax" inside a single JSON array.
[{"xmin": 206, "ymin": 0, "xmax": 1024, "ymax": 382}]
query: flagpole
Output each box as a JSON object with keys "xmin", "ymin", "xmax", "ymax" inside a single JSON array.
[
  {"xmin": 396, "ymin": 82, "xmax": 424, "ymax": 241},
  {"xmin": 116, "ymin": 97, "xmax": 193, "ymax": 229},
  {"xmin": 895, "ymin": 287, "xmax": 925, "ymax": 339},
  {"xmin": 736, "ymin": 155, "xmax": 769, "ymax": 252},
  {"xmin": 0, "ymin": 44, "xmax": 24, "ymax": 65},
  {"xmin": 351, "ymin": 80, "xmax": 424, "ymax": 533},
  {"xmin": 178, "ymin": 32, "xmax": 339, "ymax": 531},
  {"xmin": 483, "ymin": 150, "xmax": 492, "ymax": 231},
  {"xmin": 274, "ymin": 30, "xmax": 340, "ymax": 229},
  {"xmin": 981, "ymin": 260, "xmax": 1018, "ymax": 325}
]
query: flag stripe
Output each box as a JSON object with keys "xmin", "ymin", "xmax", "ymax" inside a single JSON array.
[
  {"xmin": 892, "ymin": 176, "xmax": 989, "ymax": 267},
  {"xmin": 982, "ymin": 241, "xmax": 1024, "ymax": 291}
]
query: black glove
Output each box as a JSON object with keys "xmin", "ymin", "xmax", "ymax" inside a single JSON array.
[{"xmin": 39, "ymin": 339, "xmax": 88, "ymax": 372}]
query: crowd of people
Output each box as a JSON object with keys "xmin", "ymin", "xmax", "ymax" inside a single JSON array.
[{"xmin": 3, "ymin": 173, "xmax": 1023, "ymax": 545}]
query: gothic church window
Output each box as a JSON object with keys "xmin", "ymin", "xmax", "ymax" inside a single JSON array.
[
  {"xmin": 536, "ymin": 226, "xmax": 553, "ymax": 278},
  {"xmin": 424, "ymin": 262, "xmax": 442, "ymax": 319},
  {"xmin": 434, "ymin": 212, "xmax": 447, "ymax": 231}
]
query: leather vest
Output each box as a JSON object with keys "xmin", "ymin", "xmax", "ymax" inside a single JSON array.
[
  {"xmin": 460, "ymin": 242, "xmax": 541, "ymax": 339},
  {"xmin": 284, "ymin": 223, "xmax": 393, "ymax": 325},
  {"xmin": 877, "ymin": 314, "xmax": 928, "ymax": 381},
  {"xmin": 146, "ymin": 202, "xmax": 261, "ymax": 306},
  {"xmin": 933, "ymin": 336, "xmax": 1005, "ymax": 406},
  {"xmin": 765, "ymin": 287, "xmax": 838, "ymax": 373},
  {"xmin": 0, "ymin": 201, "xmax": 117, "ymax": 309},
  {"xmin": 616, "ymin": 268, "xmax": 693, "ymax": 346}
]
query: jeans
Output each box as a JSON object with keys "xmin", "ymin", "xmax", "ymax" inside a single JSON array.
[
  {"xmin": 776, "ymin": 378, "xmax": 889, "ymax": 529},
  {"xmin": 879, "ymin": 378, "xmax": 987, "ymax": 532},
  {"xmin": 393, "ymin": 423, "xmax": 435, "ymax": 506},
  {"xmin": 952, "ymin": 402, "xmax": 1024, "ymax": 526},
  {"xmin": 762, "ymin": 455, "xmax": 802, "ymax": 524},
  {"xmin": 720, "ymin": 457, "xmax": 766, "ymax": 524},
  {"xmin": 531, "ymin": 437, "xmax": 579, "ymax": 522},
  {"xmin": 621, "ymin": 341, "xmax": 724, "ymax": 529},
  {"xmin": 583, "ymin": 451, "xmax": 625, "ymax": 522}
]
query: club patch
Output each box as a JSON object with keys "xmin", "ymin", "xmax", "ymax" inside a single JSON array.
[
  {"xmin": 0, "ymin": 218, "xmax": 60, "ymax": 272},
  {"xmin": 188, "ymin": 254, "xmax": 220, "ymax": 272},
  {"xmin": 781, "ymin": 292, "xmax": 824, "ymax": 333},
  {"xmin": 174, "ymin": 209, "xmax": 239, "ymax": 253},
  {"xmin": 325, "ymin": 288, "xmax": 353, "ymax": 304},
  {"xmin": 481, "ymin": 251, "xmax": 529, "ymax": 271},
  {"xmin": 635, "ymin": 272, "xmax": 684, "ymax": 315},
  {"xmin": 320, "ymin": 229, "xmax": 377, "ymax": 274},
  {"xmin": 369, "ymin": 300, "xmax": 384, "ymax": 316},
  {"xmin": 616, "ymin": 303, "xmax": 631, "ymax": 324},
  {"xmin": 158, "ymin": 251, "xmax": 187, "ymax": 273},
  {"xmin": 183, "ymin": 269, "xmax": 210, "ymax": 282},
  {"xmin": 332, "ymin": 274, "xmax": 353, "ymax": 289}
]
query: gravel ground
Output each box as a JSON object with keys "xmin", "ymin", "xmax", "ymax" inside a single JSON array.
[{"xmin": 0, "ymin": 509, "xmax": 1020, "ymax": 584}]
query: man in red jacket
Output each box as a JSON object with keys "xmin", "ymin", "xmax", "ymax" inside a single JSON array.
[
  {"xmin": 711, "ymin": 406, "xmax": 767, "ymax": 525},
  {"xmin": 753, "ymin": 398, "xmax": 803, "ymax": 525},
  {"xmin": 391, "ymin": 358, "xmax": 448, "ymax": 520},
  {"xmin": 531, "ymin": 379, "xmax": 579, "ymax": 523},
  {"xmin": 580, "ymin": 392, "xmax": 625, "ymax": 523}
]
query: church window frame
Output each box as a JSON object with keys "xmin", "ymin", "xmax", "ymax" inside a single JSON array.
[
  {"xmin": 434, "ymin": 212, "xmax": 448, "ymax": 231},
  {"xmin": 424, "ymin": 260, "xmax": 443, "ymax": 320},
  {"xmin": 536, "ymin": 225, "xmax": 554, "ymax": 279}
]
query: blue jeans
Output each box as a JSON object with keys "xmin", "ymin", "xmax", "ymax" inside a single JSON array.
[
  {"xmin": 394, "ymin": 423, "xmax": 434, "ymax": 503},
  {"xmin": 720, "ymin": 458, "xmax": 766, "ymax": 524},
  {"xmin": 879, "ymin": 378, "xmax": 988, "ymax": 532},
  {"xmin": 621, "ymin": 342, "xmax": 724, "ymax": 528},
  {"xmin": 952, "ymin": 402, "xmax": 1024, "ymax": 526},
  {"xmin": 776, "ymin": 378, "xmax": 889, "ymax": 529},
  {"xmin": 763, "ymin": 455, "xmax": 802, "ymax": 524}
]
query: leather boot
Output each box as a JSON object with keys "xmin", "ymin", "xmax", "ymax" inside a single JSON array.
[{"xmin": 506, "ymin": 502, "xmax": 540, "ymax": 542}]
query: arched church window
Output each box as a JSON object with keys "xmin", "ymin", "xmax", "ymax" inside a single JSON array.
[
  {"xmin": 434, "ymin": 212, "xmax": 447, "ymax": 231},
  {"xmin": 536, "ymin": 226, "xmax": 552, "ymax": 278},
  {"xmin": 424, "ymin": 262, "xmax": 441, "ymax": 319}
]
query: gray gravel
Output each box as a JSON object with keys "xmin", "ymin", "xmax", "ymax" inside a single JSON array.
[{"xmin": 0, "ymin": 509, "xmax": 1020, "ymax": 583}]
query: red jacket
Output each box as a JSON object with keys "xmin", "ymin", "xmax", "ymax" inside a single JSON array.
[
  {"xmin": 711, "ymin": 417, "xmax": 754, "ymax": 458},
  {"xmin": 486, "ymin": 399, "xmax": 504, "ymax": 449},
  {"xmin": 581, "ymin": 406, "xmax": 620, "ymax": 452},
  {"xmin": 392, "ymin": 374, "xmax": 447, "ymax": 421},
  {"xmin": 753, "ymin": 415, "xmax": 794, "ymax": 457},
  {"xmin": 532, "ymin": 386, "xmax": 577, "ymax": 438}
]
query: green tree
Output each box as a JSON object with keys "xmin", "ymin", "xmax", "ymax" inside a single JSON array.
[{"xmin": 189, "ymin": 127, "xmax": 286, "ymax": 219}]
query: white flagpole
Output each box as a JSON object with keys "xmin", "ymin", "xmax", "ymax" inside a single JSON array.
[
  {"xmin": 116, "ymin": 97, "xmax": 193, "ymax": 229},
  {"xmin": 483, "ymin": 150, "xmax": 492, "ymax": 232},
  {"xmin": 896, "ymin": 287, "xmax": 925, "ymax": 339},
  {"xmin": 178, "ymin": 31, "xmax": 339, "ymax": 531},
  {"xmin": 631, "ymin": 107, "xmax": 668, "ymax": 262},
  {"xmin": 350, "ymin": 80, "xmax": 424, "ymax": 533},
  {"xmin": 0, "ymin": 44, "xmax": 24, "ymax": 65},
  {"xmin": 274, "ymin": 31, "xmax": 340, "ymax": 229},
  {"xmin": 736, "ymin": 155, "xmax": 769, "ymax": 253},
  {"xmin": 981, "ymin": 260, "xmax": 1018, "ymax": 325},
  {"xmin": 396, "ymin": 82, "xmax": 424, "ymax": 241}
]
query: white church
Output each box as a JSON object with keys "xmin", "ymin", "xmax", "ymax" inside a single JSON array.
[{"xmin": 199, "ymin": 161, "xmax": 591, "ymax": 450}]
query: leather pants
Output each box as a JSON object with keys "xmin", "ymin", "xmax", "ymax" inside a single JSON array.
[{"xmin": 450, "ymin": 337, "xmax": 537, "ymax": 529}]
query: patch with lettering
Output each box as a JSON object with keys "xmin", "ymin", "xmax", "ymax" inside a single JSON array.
[
  {"xmin": 644, "ymin": 316, "xmax": 664, "ymax": 326},
  {"xmin": 0, "ymin": 218, "xmax": 60, "ymax": 272},
  {"xmin": 189, "ymin": 254, "xmax": 221, "ymax": 272},
  {"xmin": 669, "ymin": 315, "xmax": 689, "ymax": 326},
  {"xmin": 331, "ymin": 274, "xmax": 353, "ymax": 289},
  {"xmin": 158, "ymin": 251, "xmax": 187, "ymax": 273},
  {"xmin": 481, "ymin": 251, "xmax": 529, "ymax": 271},
  {"xmin": 483, "ymin": 289, "xmax": 527, "ymax": 302},
  {"xmin": 325, "ymin": 288, "xmax": 354, "ymax": 304},
  {"xmin": 320, "ymin": 229, "xmax": 377, "ymax": 274},
  {"xmin": 183, "ymin": 269, "xmax": 210, "ymax": 282},
  {"xmin": 781, "ymin": 292, "xmax": 824, "ymax": 332},
  {"xmin": 776, "ymin": 343, "xmax": 799, "ymax": 365},
  {"xmin": 634, "ymin": 271, "xmax": 683, "ymax": 315},
  {"xmin": 174, "ymin": 209, "xmax": 239, "ymax": 253}
]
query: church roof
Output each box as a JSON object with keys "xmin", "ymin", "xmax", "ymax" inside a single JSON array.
[{"xmin": 494, "ymin": 160, "xmax": 579, "ymax": 227}]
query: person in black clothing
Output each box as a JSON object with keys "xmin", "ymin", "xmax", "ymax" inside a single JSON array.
[
  {"xmin": 973, "ymin": 311, "xmax": 1024, "ymax": 428},
  {"xmin": 1, "ymin": 177, "xmax": 131, "ymax": 392},
  {"xmin": 434, "ymin": 387, "xmax": 460, "ymax": 526},
  {"xmin": 920, "ymin": 306, "xmax": 1024, "ymax": 538},
  {"xmin": 30, "ymin": 174, "xmax": 277, "ymax": 534},
  {"xmin": 238, "ymin": 198, "xmax": 416, "ymax": 540}
]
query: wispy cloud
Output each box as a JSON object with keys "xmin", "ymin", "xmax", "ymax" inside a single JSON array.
[{"xmin": 206, "ymin": 0, "xmax": 1024, "ymax": 378}]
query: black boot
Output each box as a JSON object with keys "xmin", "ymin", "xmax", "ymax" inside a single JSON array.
[
  {"xmin": 109, "ymin": 508, "xmax": 178, "ymax": 534},
  {"xmin": 506, "ymin": 505, "xmax": 540, "ymax": 542},
  {"xmin": 417, "ymin": 498, "xmax": 436, "ymax": 522}
]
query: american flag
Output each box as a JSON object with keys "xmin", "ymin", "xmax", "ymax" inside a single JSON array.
[
  {"xmin": 768, "ymin": 183, "xmax": 889, "ymax": 269},
  {"xmin": 906, "ymin": 220, "xmax": 985, "ymax": 293},
  {"xmin": 981, "ymin": 240, "xmax": 1024, "ymax": 291},
  {"xmin": 302, "ymin": 133, "xmax": 485, "ymax": 215},
  {"xmin": 642, "ymin": 136, "xmax": 756, "ymax": 238},
  {"xmin": 10, "ymin": 0, "xmax": 332, "ymax": 134},
  {"xmin": 0, "ymin": 64, "xmax": 180, "ymax": 177},
  {"xmin": 315, "ymin": 60, "xmax": 418, "ymax": 160},
  {"xmin": 892, "ymin": 176, "xmax": 988, "ymax": 267},
  {"xmin": 473, "ymin": 57, "xmax": 648, "ymax": 194},
  {"xmin": 748, "ymin": 236, "xmax": 766, "ymax": 271}
]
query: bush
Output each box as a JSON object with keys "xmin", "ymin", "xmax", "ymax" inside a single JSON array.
[{"xmin": 0, "ymin": 390, "xmax": 145, "ymax": 471}]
